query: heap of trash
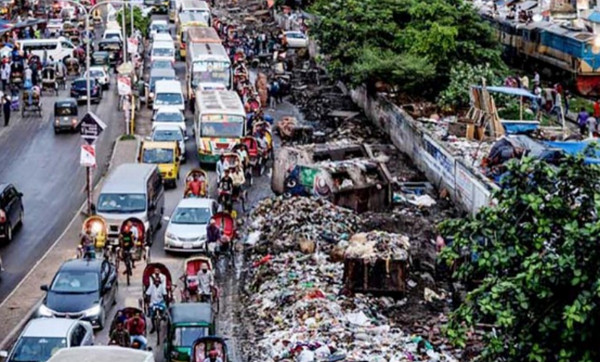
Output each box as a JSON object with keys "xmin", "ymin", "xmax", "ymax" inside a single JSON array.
[
  {"xmin": 246, "ymin": 196, "xmax": 363, "ymax": 254},
  {"xmin": 241, "ymin": 197, "xmax": 461, "ymax": 361},
  {"xmin": 345, "ymin": 231, "xmax": 411, "ymax": 261}
]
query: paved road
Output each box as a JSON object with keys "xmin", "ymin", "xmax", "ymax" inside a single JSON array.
[{"xmin": 0, "ymin": 60, "xmax": 126, "ymax": 301}]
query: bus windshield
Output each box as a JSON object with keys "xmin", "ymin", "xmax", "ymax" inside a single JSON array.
[
  {"xmin": 200, "ymin": 115, "xmax": 244, "ymax": 138},
  {"xmin": 192, "ymin": 61, "xmax": 230, "ymax": 88}
]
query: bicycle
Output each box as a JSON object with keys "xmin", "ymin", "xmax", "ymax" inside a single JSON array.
[
  {"xmin": 150, "ymin": 303, "xmax": 165, "ymax": 345},
  {"xmin": 122, "ymin": 249, "xmax": 134, "ymax": 286}
]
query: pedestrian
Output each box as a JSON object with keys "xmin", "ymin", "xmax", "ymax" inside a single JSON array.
[
  {"xmin": 564, "ymin": 89, "xmax": 570, "ymax": 115},
  {"xmin": 550, "ymin": 91, "xmax": 563, "ymax": 122},
  {"xmin": 533, "ymin": 71, "xmax": 540, "ymax": 86},
  {"xmin": 3, "ymin": 94, "xmax": 10, "ymax": 126},
  {"xmin": 577, "ymin": 107, "xmax": 589, "ymax": 135},
  {"xmin": 216, "ymin": 155, "xmax": 226, "ymax": 181},
  {"xmin": 1, "ymin": 62, "xmax": 10, "ymax": 91},
  {"xmin": 520, "ymin": 73, "xmax": 529, "ymax": 89}
]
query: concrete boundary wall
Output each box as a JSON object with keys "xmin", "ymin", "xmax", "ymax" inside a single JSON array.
[{"xmin": 350, "ymin": 86, "xmax": 498, "ymax": 215}]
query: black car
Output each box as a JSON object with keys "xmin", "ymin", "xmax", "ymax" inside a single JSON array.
[
  {"xmin": 98, "ymin": 39, "xmax": 122, "ymax": 65},
  {"xmin": 70, "ymin": 78, "xmax": 102, "ymax": 104},
  {"xmin": 38, "ymin": 259, "xmax": 118, "ymax": 330},
  {"xmin": 0, "ymin": 184, "xmax": 24, "ymax": 242}
]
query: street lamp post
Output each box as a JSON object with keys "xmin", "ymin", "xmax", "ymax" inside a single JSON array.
[{"xmin": 59, "ymin": 0, "xmax": 133, "ymax": 214}]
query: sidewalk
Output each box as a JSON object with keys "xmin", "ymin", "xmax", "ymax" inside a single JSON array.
[{"xmin": 0, "ymin": 137, "xmax": 139, "ymax": 350}]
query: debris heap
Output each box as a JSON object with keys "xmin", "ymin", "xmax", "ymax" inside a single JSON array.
[{"xmin": 345, "ymin": 231, "xmax": 411, "ymax": 261}]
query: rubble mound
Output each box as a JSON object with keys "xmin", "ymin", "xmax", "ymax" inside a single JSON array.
[
  {"xmin": 345, "ymin": 231, "xmax": 411, "ymax": 261},
  {"xmin": 248, "ymin": 196, "xmax": 363, "ymax": 254}
]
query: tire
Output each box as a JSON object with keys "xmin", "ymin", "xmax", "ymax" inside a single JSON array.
[
  {"xmin": 4, "ymin": 223, "xmax": 12, "ymax": 242},
  {"xmin": 54, "ymin": 128, "xmax": 59, "ymax": 134},
  {"xmin": 18, "ymin": 209, "xmax": 24, "ymax": 226},
  {"xmin": 97, "ymin": 307, "xmax": 106, "ymax": 330}
]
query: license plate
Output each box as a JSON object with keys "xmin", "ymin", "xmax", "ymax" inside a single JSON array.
[
  {"xmin": 80, "ymin": 96, "xmax": 87, "ymax": 100},
  {"xmin": 183, "ymin": 243, "xmax": 192, "ymax": 249}
]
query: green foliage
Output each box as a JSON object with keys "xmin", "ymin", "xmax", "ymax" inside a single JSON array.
[
  {"xmin": 310, "ymin": 0, "xmax": 503, "ymax": 97},
  {"xmin": 438, "ymin": 61, "xmax": 505, "ymax": 110},
  {"xmin": 116, "ymin": 6, "xmax": 150, "ymax": 37},
  {"xmin": 439, "ymin": 155, "xmax": 600, "ymax": 361}
]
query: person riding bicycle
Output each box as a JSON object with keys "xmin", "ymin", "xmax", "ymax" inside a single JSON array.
[
  {"xmin": 109, "ymin": 320, "xmax": 131, "ymax": 348},
  {"xmin": 196, "ymin": 263, "xmax": 214, "ymax": 303},
  {"xmin": 203, "ymin": 349, "xmax": 223, "ymax": 362},
  {"xmin": 230, "ymin": 165, "xmax": 245, "ymax": 198},
  {"xmin": 79, "ymin": 228, "xmax": 95, "ymax": 259},
  {"xmin": 145, "ymin": 277, "xmax": 167, "ymax": 333},
  {"xmin": 119, "ymin": 224, "xmax": 136, "ymax": 270},
  {"xmin": 218, "ymin": 168, "xmax": 234, "ymax": 210}
]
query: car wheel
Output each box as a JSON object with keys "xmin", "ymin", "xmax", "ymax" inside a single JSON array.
[
  {"xmin": 97, "ymin": 306, "xmax": 106, "ymax": 330},
  {"xmin": 18, "ymin": 209, "xmax": 24, "ymax": 227},
  {"xmin": 5, "ymin": 223, "xmax": 12, "ymax": 242}
]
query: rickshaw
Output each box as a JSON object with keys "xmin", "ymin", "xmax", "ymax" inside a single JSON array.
[
  {"xmin": 210, "ymin": 212, "xmax": 236, "ymax": 266},
  {"xmin": 77, "ymin": 215, "xmax": 108, "ymax": 259},
  {"xmin": 91, "ymin": 51, "xmax": 111, "ymax": 72},
  {"xmin": 183, "ymin": 169, "xmax": 208, "ymax": 198},
  {"xmin": 119, "ymin": 217, "xmax": 149, "ymax": 284},
  {"xmin": 241, "ymin": 136, "xmax": 266, "ymax": 176},
  {"xmin": 28, "ymin": 55, "xmax": 42, "ymax": 71},
  {"xmin": 218, "ymin": 153, "xmax": 247, "ymax": 214},
  {"xmin": 143, "ymin": 263, "xmax": 175, "ymax": 345},
  {"xmin": 253, "ymin": 121, "xmax": 274, "ymax": 159},
  {"xmin": 180, "ymin": 256, "xmax": 220, "ymax": 312},
  {"xmin": 21, "ymin": 88, "xmax": 42, "ymax": 117},
  {"xmin": 92, "ymin": 8, "xmax": 102, "ymax": 25},
  {"xmin": 41, "ymin": 66, "xmax": 58, "ymax": 95},
  {"xmin": 65, "ymin": 57, "xmax": 80, "ymax": 77},
  {"xmin": 54, "ymin": 98, "xmax": 79, "ymax": 133},
  {"xmin": 69, "ymin": 28, "xmax": 81, "ymax": 46},
  {"xmin": 10, "ymin": 62, "xmax": 23, "ymax": 87},
  {"xmin": 165, "ymin": 303, "xmax": 215, "ymax": 362},
  {"xmin": 108, "ymin": 300, "xmax": 148, "ymax": 349},
  {"xmin": 192, "ymin": 337, "xmax": 229, "ymax": 362}
]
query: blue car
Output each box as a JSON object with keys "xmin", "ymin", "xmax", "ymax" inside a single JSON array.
[{"xmin": 70, "ymin": 78, "xmax": 102, "ymax": 104}]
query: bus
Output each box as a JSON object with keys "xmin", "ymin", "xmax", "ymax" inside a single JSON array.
[
  {"xmin": 194, "ymin": 90, "xmax": 246, "ymax": 164},
  {"xmin": 181, "ymin": 26, "xmax": 220, "ymax": 59},
  {"xmin": 179, "ymin": 0, "xmax": 210, "ymax": 24},
  {"xmin": 175, "ymin": 12, "xmax": 210, "ymax": 58},
  {"xmin": 186, "ymin": 42, "xmax": 232, "ymax": 96}
]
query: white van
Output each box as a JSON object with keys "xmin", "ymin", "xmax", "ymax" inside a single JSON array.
[
  {"xmin": 153, "ymin": 80, "xmax": 184, "ymax": 112},
  {"xmin": 16, "ymin": 37, "xmax": 75, "ymax": 63},
  {"xmin": 103, "ymin": 28, "xmax": 123, "ymax": 42},
  {"xmin": 151, "ymin": 41, "xmax": 175, "ymax": 64}
]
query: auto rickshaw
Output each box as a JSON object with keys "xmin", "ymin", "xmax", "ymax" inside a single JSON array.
[
  {"xmin": 183, "ymin": 169, "xmax": 208, "ymax": 198},
  {"xmin": 54, "ymin": 98, "xmax": 78, "ymax": 133},
  {"xmin": 165, "ymin": 303, "xmax": 215, "ymax": 362},
  {"xmin": 41, "ymin": 66, "xmax": 58, "ymax": 96},
  {"xmin": 65, "ymin": 57, "xmax": 80, "ymax": 77},
  {"xmin": 192, "ymin": 337, "xmax": 229, "ymax": 362},
  {"xmin": 91, "ymin": 51, "xmax": 111, "ymax": 72}
]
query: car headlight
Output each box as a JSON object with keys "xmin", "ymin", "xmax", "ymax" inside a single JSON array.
[
  {"xmin": 82, "ymin": 304, "xmax": 102, "ymax": 317},
  {"xmin": 38, "ymin": 304, "xmax": 54, "ymax": 317},
  {"xmin": 165, "ymin": 232, "xmax": 176, "ymax": 243}
]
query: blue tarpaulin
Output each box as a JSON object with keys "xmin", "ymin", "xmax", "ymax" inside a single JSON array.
[
  {"xmin": 502, "ymin": 121, "xmax": 539, "ymax": 134},
  {"xmin": 472, "ymin": 85, "xmax": 542, "ymax": 99},
  {"xmin": 544, "ymin": 140, "xmax": 600, "ymax": 164}
]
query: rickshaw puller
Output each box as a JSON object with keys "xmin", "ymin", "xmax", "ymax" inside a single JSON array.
[
  {"xmin": 119, "ymin": 225, "xmax": 136, "ymax": 270},
  {"xmin": 204, "ymin": 350, "xmax": 223, "ymax": 362},
  {"xmin": 206, "ymin": 219, "xmax": 221, "ymax": 254},
  {"xmin": 196, "ymin": 263, "xmax": 214, "ymax": 303},
  {"xmin": 145, "ymin": 277, "xmax": 167, "ymax": 333}
]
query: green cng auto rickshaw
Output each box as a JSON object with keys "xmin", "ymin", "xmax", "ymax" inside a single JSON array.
[
  {"xmin": 53, "ymin": 98, "xmax": 78, "ymax": 133},
  {"xmin": 165, "ymin": 303, "xmax": 215, "ymax": 362}
]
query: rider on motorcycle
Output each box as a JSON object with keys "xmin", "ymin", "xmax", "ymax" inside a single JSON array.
[{"xmin": 145, "ymin": 276, "xmax": 167, "ymax": 333}]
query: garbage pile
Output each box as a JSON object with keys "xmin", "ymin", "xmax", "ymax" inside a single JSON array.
[
  {"xmin": 345, "ymin": 231, "xmax": 411, "ymax": 261},
  {"xmin": 241, "ymin": 236, "xmax": 460, "ymax": 361},
  {"xmin": 247, "ymin": 196, "xmax": 363, "ymax": 254}
]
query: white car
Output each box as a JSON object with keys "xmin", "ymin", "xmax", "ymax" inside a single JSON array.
[
  {"xmin": 103, "ymin": 28, "xmax": 123, "ymax": 42},
  {"xmin": 285, "ymin": 31, "xmax": 309, "ymax": 48},
  {"xmin": 153, "ymin": 32, "xmax": 173, "ymax": 44},
  {"xmin": 152, "ymin": 107, "xmax": 186, "ymax": 135},
  {"xmin": 150, "ymin": 124, "xmax": 187, "ymax": 162},
  {"xmin": 164, "ymin": 198, "xmax": 217, "ymax": 252},
  {"xmin": 0, "ymin": 318, "xmax": 94, "ymax": 362},
  {"xmin": 149, "ymin": 20, "xmax": 169, "ymax": 39},
  {"xmin": 150, "ymin": 41, "xmax": 175, "ymax": 64},
  {"xmin": 84, "ymin": 66, "xmax": 110, "ymax": 90}
]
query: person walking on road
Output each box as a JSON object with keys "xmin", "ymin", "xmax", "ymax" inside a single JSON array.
[
  {"xmin": 3, "ymin": 94, "xmax": 11, "ymax": 127},
  {"xmin": 1, "ymin": 62, "xmax": 9, "ymax": 91}
]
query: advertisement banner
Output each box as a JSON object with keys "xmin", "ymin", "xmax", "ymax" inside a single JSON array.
[
  {"xmin": 117, "ymin": 76, "xmax": 131, "ymax": 95},
  {"xmin": 80, "ymin": 144, "xmax": 96, "ymax": 167}
]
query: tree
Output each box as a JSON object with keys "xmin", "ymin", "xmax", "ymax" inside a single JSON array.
[
  {"xmin": 309, "ymin": 0, "xmax": 504, "ymax": 97},
  {"xmin": 440, "ymin": 154, "xmax": 600, "ymax": 361},
  {"xmin": 116, "ymin": 6, "xmax": 150, "ymax": 37}
]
